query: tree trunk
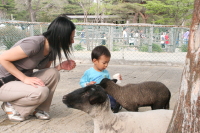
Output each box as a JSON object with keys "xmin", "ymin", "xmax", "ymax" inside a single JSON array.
[
  {"xmin": 1, "ymin": 0, "xmax": 5, "ymax": 4},
  {"xmin": 27, "ymin": 0, "xmax": 36, "ymax": 22},
  {"xmin": 167, "ymin": 0, "xmax": 200, "ymax": 132},
  {"xmin": 94, "ymin": 0, "xmax": 100, "ymax": 23},
  {"xmin": 133, "ymin": 12, "xmax": 139, "ymax": 23},
  {"xmin": 139, "ymin": 12, "xmax": 147, "ymax": 23},
  {"xmin": 83, "ymin": 11, "xmax": 88, "ymax": 23}
]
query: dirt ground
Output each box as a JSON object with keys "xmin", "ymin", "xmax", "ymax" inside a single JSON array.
[{"xmin": 0, "ymin": 64, "xmax": 183, "ymax": 133}]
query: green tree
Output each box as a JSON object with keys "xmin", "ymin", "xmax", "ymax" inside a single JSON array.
[
  {"xmin": 14, "ymin": 0, "xmax": 69, "ymax": 22},
  {"xmin": 0, "ymin": 0, "xmax": 16, "ymax": 20},
  {"xmin": 142, "ymin": 0, "xmax": 194, "ymax": 25},
  {"xmin": 63, "ymin": 0, "xmax": 82, "ymax": 15},
  {"xmin": 74, "ymin": 0, "xmax": 93, "ymax": 23},
  {"xmin": 109, "ymin": 2, "xmax": 146, "ymax": 23},
  {"xmin": 89, "ymin": 0, "xmax": 108, "ymax": 23},
  {"xmin": 37, "ymin": 0, "xmax": 70, "ymax": 22},
  {"xmin": 14, "ymin": 0, "xmax": 41, "ymax": 22}
]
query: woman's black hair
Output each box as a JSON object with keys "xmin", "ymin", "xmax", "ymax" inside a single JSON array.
[
  {"xmin": 91, "ymin": 45, "xmax": 111, "ymax": 60},
  {"xmin": 43, "ymin": 14, "xmax": 76, "ymax": 66}
]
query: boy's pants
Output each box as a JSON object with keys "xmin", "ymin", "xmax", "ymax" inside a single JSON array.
[{"xmin": 108, "ymin": 95, "xmax": 118, "ymax": 109}]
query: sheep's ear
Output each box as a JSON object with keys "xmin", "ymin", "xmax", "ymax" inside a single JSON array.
[
  {"xmin": 89, "ymin": 94, "xmax": 106, "ymax": 105},
  {"xmin": 111, "ymin": 79, "xmax": 117, "ymax": 83}
]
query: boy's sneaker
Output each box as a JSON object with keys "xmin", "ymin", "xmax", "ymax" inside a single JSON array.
[{"xmin": 1, "ymin": 102, "xmax": 25, "ymax": 122}]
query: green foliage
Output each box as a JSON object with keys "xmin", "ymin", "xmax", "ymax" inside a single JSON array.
[
  {"xmin": 0, "ymin": 0, "xmax": 16, "ymax": 19},
  {"xmin": 139, "ymin": 45, "xmax": 148, "ymax": 52},
  {"xmin": 75, "ymin": 25, "xmax": 84, "ymax": 32},
  {"xmin": 73, "ymin": 44, "xmax": 85, "ymax": 51},
  {"xmin": 63, "ymin": 3, "xmax": 83, "ymax": 14},
  {"xmin": 102, "ymin": 0, "xmax": 120, "ymax": 4},
  {"xmin": 139, "ymin": 43, "xmax": 163, "ymax": 52},
  {"xmin": 89, "ymin": 2, "xmax": 106, "ymax": 15},
  {"xmin": 0, "ymin": 0, "xmax": 15, "ymax": 10},
  {"xmin": 113, "ymin": 46, "xmax": 120, "ymax": 51},
  {"xmin": 71, "ymin": 19, "xmax": 80, "ymax": 23},
  {"xmin": 2, "ymin": 38, "xmax": 15, "ymax": 49},
  {"xmin": 1, "ymin": 26, "xmax": 26, "ymax": 49},
  {"xmin": 142, "ymin": 0, "xmax": 194, "ymax": 25},
  {"xmin": 0, "ymin": 0, "xmax": 194, "ymax": 26},
  {"xmin": 110, "ymin": 3, "xmax": 142, "ymax": 21},
  {"xmin": 152, "ymin": 43, "xmax": 163, "ymax": 52},
  {"xmin": 14, "ymin": 11, "xmax": 29, "ymax": 21},
  {"xmin": 180, "ymin": 44, "xmax": 188, "ymax": 52}
]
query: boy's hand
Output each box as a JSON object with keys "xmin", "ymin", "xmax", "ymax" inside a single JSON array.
[{"xmin": 113, "ymin": 73, "xmax": 122, "ymax": 84}]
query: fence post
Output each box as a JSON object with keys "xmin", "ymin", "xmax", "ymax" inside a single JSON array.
[
  {"xmin": 40, "ymin": 24, "xmax": 43, "ymax": 34},
  {"xmin": 85, "ymin": 28, "xmax": 90, "ymax": 50},
  {"xmin": 108, "ymin": 26, "xmax": 114, "ymax": 51},
  {"xmin": 148, "ymin": 26, "xmax": 153, "ymax": 52},
  {"xmin": 30, "ymin": 25, "xmax": 34, "ymax": 36},
  {"xmin": 180, "ymin": 28, "xmax": 184, "ymax": 47},
  {"xmin": 91, "ymin": 26, "xmax": 95, "ymax": 49},
  {"xmin": 169, "ymin": 27, "xmax": 174, "ymax": 52}
]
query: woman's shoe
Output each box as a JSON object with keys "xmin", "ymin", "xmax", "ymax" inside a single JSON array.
[
  {"xmin": 1, "ymin": 102, "xmax": 25, "ymax": 122},
  {"xmin": 33, "ymin": 110, "xmax": 50, "ymax": 120}
]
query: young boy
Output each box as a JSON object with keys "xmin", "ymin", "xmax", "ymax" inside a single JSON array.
[{"xmin": 79, "ymin": 45, "xmax": 121, "ymax": 113}]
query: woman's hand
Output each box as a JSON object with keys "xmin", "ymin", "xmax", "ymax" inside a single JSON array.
[
  {"xmin": 23, "ymin": 76, "xmax": 45, "ymax": 88},
  {"xmin": 56, "ymin": 60, "xmax": 76, "ymax": 71}
]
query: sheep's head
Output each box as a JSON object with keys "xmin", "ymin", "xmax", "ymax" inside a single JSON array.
[
  {"xmin": 99, "ymin": 78, "xmax": 117, "ymax": 89},
  {"xmin": 62, "ymin": 84, "xmax": 108, "ymax": 113}
]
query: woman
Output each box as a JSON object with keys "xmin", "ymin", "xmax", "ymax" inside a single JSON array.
[{"xmin": 0, "ymin": 14, "xmax": 76, "ymax": 122}]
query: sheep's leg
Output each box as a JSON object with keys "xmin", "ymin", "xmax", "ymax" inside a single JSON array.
[
  {"xmin": 124, "ymin": 106, "xmax": 138, "ymax": 112},
  {"xmin": 164, "ymin": 102, "xmax": 170, "ymax": 109},
  {"xmin": 112, "ymin": 102, "xmax": 121, "ymax": 113},
  {"xmin": 153, "ymin": 101, "xmax": 170, "ymax": 109},
  {"xmin": 151, "ymin": 102, "xmax": 165, "ymax": 110}
]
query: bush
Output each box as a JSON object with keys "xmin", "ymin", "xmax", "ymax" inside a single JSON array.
[
  {"xmin": 180, "ymin": 44, "xmax": 188, "ymax": 52},
  {"xmin": 139, "ymin": 43, "xmax": 163, "ymax": 52},
  {"xmin": 2, "ymin": 38, "xmax": 17, "ymax": 49},
  {"xmin": 113, "ymin": 46, "xmax": 120, "ymax": 51},
  {"xmin": 73, "ymin": 44, "xmax": 85, "ymax": 51},
  {"xmin": 152, "ymin": 43, "xmax": 163, "ymax": 52},
  {"xmin": 1, "ymin": 26, "xmax": 26, "ymax": 49},
  {"xmin": 139, "ymin": 45, "xmax": 148, "ymax": 52}
]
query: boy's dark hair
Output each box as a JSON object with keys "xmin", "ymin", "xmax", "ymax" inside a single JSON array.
[
  {"xmin": 91, "ymin": 46, "xmax": 111, "ymax": 60},
  {"xmin": 43, "ymin": 14, "xmax": 76, "ymax": 66}
]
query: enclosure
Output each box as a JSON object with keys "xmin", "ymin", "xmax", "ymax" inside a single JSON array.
[
  {"xmin": 0, "ymin": 21, "xmax": 189, "ymax": 65},
  {"xmin": 0, "ymin": 21, "xmax": 187, "ymax": 132}
]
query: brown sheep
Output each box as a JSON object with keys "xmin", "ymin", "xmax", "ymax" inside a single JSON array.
[{"xmin": 99, "ymin": 78, "xmax": 171, "ymax": 112}]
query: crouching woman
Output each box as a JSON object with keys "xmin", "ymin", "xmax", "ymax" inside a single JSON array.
[{"xmin": 0, "ymin": 15, "xmax": 76, "ymax": 122}]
